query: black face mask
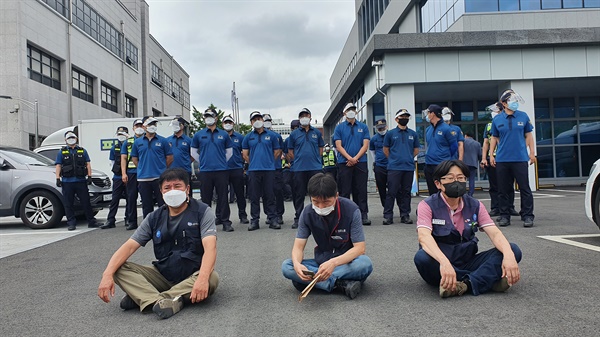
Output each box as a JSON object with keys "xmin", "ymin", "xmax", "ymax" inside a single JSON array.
[
  {"xmin": 397, "ymin": 119, "xmax": 409, "ymax": 126},
  {"xmin": 442, "ymin": 181, "xmax": 467, "ymax": 198}
]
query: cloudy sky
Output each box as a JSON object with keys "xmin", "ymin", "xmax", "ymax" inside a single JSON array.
[{"xmin": 145, "ymin": 0, "xmax": 356, "ymax": 124}]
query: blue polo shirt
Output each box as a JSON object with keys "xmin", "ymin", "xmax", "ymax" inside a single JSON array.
[
  {"xmin": 288, "ymin": 126, "xmax": 325, "ymax": 172},
  {"xmin": 227, "ymin": 131, "xmax": 245, "ymax": 170},
  {"xmin": 369, "ymin": 133, "xmax": 388, "ymax": 168},
  {"xmin": 191, "ymin": 127, "xmax": 233, "ymax": 172},
  {"xmin": 383, "ymin": 127, "xmax": 420, "ymax": 171},
  {"xmin": 109, "ymin": 141, "xmax": 124, "ymax": 179},
  {"xmin": 167, "ymin": 133, "xmax": 193, "ymax": 173},
  {"xmin": 242, "ymin": 129, "xmax": 280, "ymax": 171},
  {"xmin": 425, "ymin": 120, "xmax": 458, "ymax": 165},
  {"xmin": 270, "ymin": 130, "xmax": 284, "ymax": 170},
  {"xmin": 130, "ymin": 134, "xmax": 172, "ymax": 179},
  {"xmin": 55, "ymin": 146, "xmax": 90, "ymax": 183},
  {"xmin": 332, "ymin": 120, "xmax": 370, "ymax": 164},
  {"xmin": 449, "ymin": 124, "xmax": 464, "ymax": 160},
  {"xmin": 491, "ymin": 110, "xmax": 533, "ymax": 163}
]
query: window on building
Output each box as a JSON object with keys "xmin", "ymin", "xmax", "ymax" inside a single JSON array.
[
  {"xmin": 359, "ymin": 0, "xmax": 390, "ymax": 45},
  {"xmin": 465, "ymin": 0, "xmax": 499, "ymax": 12},
  {"xmin": 183, "ymin": 90, "xmax": 190, "ymax": 109},
  {"xmin": 585, "ymin": 0, "xmax": 600, "ymax": 8},
  {"xmin": 101, "ymin": 83, "xmax": 118, "ymax": 112},
  {"xmin": 73, "ymin": 0, "xmax": 122, "ymax": 57},
  {"xmin": 125, "ymin": 39, "xmax": 138, "ymax": 70},
  {"xmin": 541, "ymin": 0, "xmax": 562, "ymax": 8},
  {"xmin": 41, "ymin": 0, "xmax": 69, "ymax": 18},
  {"xmin": 72, "ymin": 68, "xmax": 93, "ymax": 103},
  {"xmin": 499, "ymin": 0, "xmax": 520, "ymax": 11},
  {"xmin": 164, "ymin": 75, "xmax": 173, "ymax": 95},
  {"xmin": 27, "ymin": 44, "xmax": 61, "ymax": 90},
  {"xmin": 521, "ymin": 0, "xmax": 542, "ymax": 10},
  {"xmin": 172, "ymin": 82, "xmax": 180, "ymax": 100},
  {"xmin": 151, "ymin": 62, "xmax": 162, "ymax": 86},
  {"xmin": 125, "ymin": 95, "xmax": 135, "ymax": 118}
]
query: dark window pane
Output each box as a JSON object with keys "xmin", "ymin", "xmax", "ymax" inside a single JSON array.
[
  {"xmin": 554, "ymin": 121, "xmax": 578, "ymax": 144},
  {"xmin": 579, "ymin": 121, "xmax": 600, "ymax": 144},
  {"xmin": 536, "ymin": 147, "xmax": 554, "ymax": 178},
  {"xmin": 521, "ymin": 0, "xmax": 541, "ymax": 10},
  {"xmin": 579, "ymin": 97, "xmax": 600, "ymax": 118},
  {"xmin": 563, "ymin": 0, "xmax": 583, "ymax": 8},
  {"xmin": 499, "ymin": 0, "xmax": 520, "ymax": 11},
  {"xmin": 451, "ymin": 101, "xmax": 473, "ymax": 122},
  {"xmin": 465, "ymin": 0, "xmax": 499, "ymax": 12},
  {"xmin": 460, "ymin": 124, "xmax": 476, "ymax": 141},
  {"xmin": 542, "ymin": 0, "xmax": 561, "ymax": 9},
  {"xmin": 582, "ymin": 145, "xmax": 600, "ymax": 175},
  {"xmin": 535, "ymin": 98, "xmax": 550, "ymax": 119},
  {"xmin": 553, "ymin": 97, "xmax": 575, "ymax": 118},
  {"xmin": 536, "ymin": 121, "xmax": 552, "ymax": 143},
  {"xmin": 555, "ymin": 146, "xmax": 579, "ymax": 177},
  {"xmin": 477, "ymin": 101, "xmax": 494, "ymax": 122}
]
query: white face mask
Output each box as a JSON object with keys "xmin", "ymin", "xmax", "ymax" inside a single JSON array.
[
  {"xmin": 171, "ymin": 123, "xmax": 181, "ymax": 133},
  {"xmin": 163, "ymin": 189, "xmax": 187, "ymax": 208},
  {"xmin": 253, "ymin": 120, "xmax": 264, "ymax": 129},
  {"xmin": 66, "ymin": 138, "xmax": 77, "ymax": 145},
  {"xmin": 300, "ymin": 117, "xmax": 311, "ymax": 126},
  {"xmin": 346, "ymin": 111, "xmax": 356, "ymax": 119},
  {"xmin": 325, "ymin": 147, "xmax": 330, "ymax": 152},
  {"xmin": 117, "ymin": 135, "xmax": 127, "ymax": 142},
  {"xmin": 146, "ymin": 125, "xmax": 158, "ymax": 134},
  {"xmin": 223, "ymin": 123, "xmax": 234, "ymax": 131},
  {"xmin": 312, "ymin": 203, "xmax": 335, "ymax": 216},
  {"xmin": 205, "ymin": 117, "xmax": 216, "ymax": 126},
  {"xmin": 134, "ymin": 127, "xmax": 145, "ymax": 136},
  {"xmin": 378, "ymin": 130, "xmax": 387, "ymax": 136},
  {"xmin": 264, "ymin": 121, "xmax": 272, "ymax": 129}
]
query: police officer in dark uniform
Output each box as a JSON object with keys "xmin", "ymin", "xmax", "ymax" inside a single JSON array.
[
  {"xmin": 370, "ymin": 118, "xmax": 391, "ymax": 209},
  {"xmin": 101, "ymin": 126, "xmax": 129, "ymax": 229},
  {"xmin": 222, "ymin": 115, "xmax": 249, "ymax": 224},
  {"xmin": 55, "ymin": 131, "xmax": 99, "ymax": 231},
  {"xmin": 263, "ymin": 113, "xmax": 286, "ymax": 226},
  {"xmin": 322, "ymin": 143, "xmax": 337, "ymax": 181},
  {"xmin": 120, "ymin": 119, "xmax": 145, "ymax": 230},
  {"xmin": 283, "ymin": 119, "xmax": 300, "ymax": 203}
]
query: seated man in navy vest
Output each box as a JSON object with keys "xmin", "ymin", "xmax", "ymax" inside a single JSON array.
[
  {"xmin": 414, "ymin": 160, "xmax": 521, "ymax": 298},
  {"xmin": 98, "ymin": 168, "xmax": 218, "ymax": 319},
  {"xmin": 281, "ymin": 173, "xmax": 373, "ymax": 299}
]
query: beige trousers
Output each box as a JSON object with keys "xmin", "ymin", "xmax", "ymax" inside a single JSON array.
[{"xmin": 113, "ymin": 261, "xmax": 219, "ymax": 311}]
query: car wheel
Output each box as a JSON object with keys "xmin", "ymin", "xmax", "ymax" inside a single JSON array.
[
  {"xmin": 594, "ymin": 187, "xmax": 600, "ymax": 230},
  {"xmin": 19, "ymin": 190, "xmax": 64, "ymax": 229}
]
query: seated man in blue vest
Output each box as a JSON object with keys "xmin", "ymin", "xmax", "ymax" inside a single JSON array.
[
  {"xmin": 281, "ymin": 173, "xmax": 373, "ymax": 299},
  {"xmin": 414, "ymin": 160, "xmax": 521, "ymax": 298},
  {"xmin": 98, "ymin": 168, "xmax": 218, "ymax": 319}
]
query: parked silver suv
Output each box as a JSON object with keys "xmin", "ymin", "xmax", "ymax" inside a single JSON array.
[{"xmin": 0, "ymin": 146, "xmax": 112, "ymax": 229}]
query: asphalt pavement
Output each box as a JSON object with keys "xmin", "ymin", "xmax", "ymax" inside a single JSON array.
[{"xmin": 1, "ymin": 187, "xmax": 599, "ymax": 336}]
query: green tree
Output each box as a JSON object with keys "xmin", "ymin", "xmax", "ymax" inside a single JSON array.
[{"xmin": 189, "ymin": 103, "xmax": 252, "ymax": 136}]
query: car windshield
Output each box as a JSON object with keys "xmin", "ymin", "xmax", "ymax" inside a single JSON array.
[{"xmin": 1, "ymin": 148, "xmax": 55, "ymax": 166}]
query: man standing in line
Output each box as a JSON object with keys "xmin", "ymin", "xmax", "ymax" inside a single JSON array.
[
  {"xmin": 130, "ymin": 116, "xmax": 173, "ymax": 219},
  {"xmin": 283, "ymin": 119, "xmax": 300, "ymax": 205},
  {"xmin": 333, "ymin": 103, "xmax": 371, "ymax": 225},
  {"xmin": 287, "ymin": 108, "xmax": 325, "ymax": 229},
  {"xmin": 489, "ymin": 90, "xmax": 536, "ymax": 228},
  {"xmin": 55, "ymin": 131, "xmax": 99, "ymax": 230},
  {"xmin": 382, "ymin": 109, "xmax": 420, "ymax": 225},
  {"xmin": 442, "ymin": 107, "xmax": 464, "ymax": 161},
  {"xmin": 242, "ymin": 111, "xmax": 281, "ymax": 230},
  {"xmin": 369, "ymin": 118, "xmax": 390, "ymax": 210},
  {"xmin": 167, "ymin": 116, "xmax": 194, "ymax": 199},
  {"xmin": 462, "ymin": 131, "xmax": 482, "ymax": 197},
  {"xmin": 423, "ymin": 104, "xmax": 458, "ymax": 195},
  {"xmin": 222, "ymin": 115, "xmax": 249, "ymax": 224},
  {"xmin": 101, "ymin": 126, "xmax": 129, "ymax": 229},
  {"xmin": 263, "ymin": 113, "xmax": 286, "ymax": 226},
  {"xmin": 120, "ymin": 119, "xmax": 145, "ymax": 230},
  {"xmin": 191, "ymin": 108, "xmax": 234, "ymax": 232}
]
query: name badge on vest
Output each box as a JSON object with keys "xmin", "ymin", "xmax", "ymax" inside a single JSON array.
[
  {"xmin": 187, "ymin": 222, "xmax": 198, "ymax": 227},
  {"xmin": 432, "ymin": 218, "xmax": 445, "ymax": 225}
]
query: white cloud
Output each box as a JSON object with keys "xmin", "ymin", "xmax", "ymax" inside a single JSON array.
[{"xmin": 145, "ymin": 0, "xmax": 355, "ymax": 124}]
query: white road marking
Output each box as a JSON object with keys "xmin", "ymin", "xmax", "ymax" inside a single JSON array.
[
  {"xmin": 538, "ymin": 234, "xmax": 600, "ymax": 252},
  {"xmin": 543, "ymin": 189, "xmax": 586, "ymax": 194},
  {"xmin": 0, "ymin": 230, "xmax": 91, "ymax": 236}
]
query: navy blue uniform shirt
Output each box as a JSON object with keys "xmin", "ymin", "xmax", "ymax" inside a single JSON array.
[
  {"xmin": 332, "ymin": 120, "xmax": 370, "ymax": 164},
  {"xmin": 129, "ymin": 134, "xmax": 172, "ymax": 179},
  {"xmin": 242, "ymin": 129, "xmax": 280, "ymax": 171},
  {"xmin": 491, "ymin": 110, "xmax": 533, "ymax": 162},
  {"xmin": 369, "ymin": 133, "xmax": 388, "ymax": 168},
  {"xmin": 227, "ymin": 131, "xmax": 245, "ymax": 170},
  {"xmin": 191, "ymin": 127, "xmax": 233, "ymax": 172},
  {"xmin": 288, "ymin": 126, "xmax": 325, "ymax": 172},
  {"xmin": 167, "ymin": 133, "xmax": 193, "ymax": 173},
  {"xmin": 425, "ymin": 121, "xmax": 458, "ymax": 165},
  {"xmin": 384, "ymin": 127, "xmax": 420, "ymax": 171}
]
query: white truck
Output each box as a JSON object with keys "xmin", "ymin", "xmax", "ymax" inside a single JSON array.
[{"xmin": 35, "ymin": 117, "xmax": 179, "ymax": 177}]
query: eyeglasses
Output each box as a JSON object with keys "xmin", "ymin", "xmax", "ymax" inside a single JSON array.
[{"xmin": 440, "ymin": 176, "xmax": 467, "ymax": 183}]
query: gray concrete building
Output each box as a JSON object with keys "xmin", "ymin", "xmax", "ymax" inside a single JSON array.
[
  {"xmin": 325, "ymin": 0, "xmax": 600, "ymax": 188},
  {"xmin": 0, "ymin": 0, "xmax": 190, "ymax": 150}
]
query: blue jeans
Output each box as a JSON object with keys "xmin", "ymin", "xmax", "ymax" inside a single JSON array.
[
  {"xmin": 413, "ymin": 243, "xmax": 522, "ymax": 295},
  {"xmin": 281, "ymin": 255, "xmax": 373, "ymax": 292}
]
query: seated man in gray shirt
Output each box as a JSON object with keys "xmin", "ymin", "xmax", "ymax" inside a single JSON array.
[
  {"xmin": 281, "ymin": 173, "xmax": 373, "ymax": 299},
  {"xmin": 98, "ymin": 168, "xmax": 218, "ymax": 319}
]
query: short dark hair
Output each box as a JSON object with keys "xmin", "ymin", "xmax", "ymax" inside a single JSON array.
[
  {"xmin": 307, "ymin": 173, "xmax": 337, "ymax": 198},
  {"xmin": 159, "ymin": 168, "xmax": 189, "ymax": 188},
  {"xmin": 432, "ymin": 160, "xmax": 470, "ymax": 182}
]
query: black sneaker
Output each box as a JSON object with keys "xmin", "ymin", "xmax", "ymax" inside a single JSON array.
[
  {"xmin": 400, "ymin": 216, "xmax": 413, "ymax": 224},
  {"xmin": 125, "ymin": 223, "xmax": 138, "ymax": 231},
  {"xmin": 88, "ymin": 221, "xmax": 100, "ymax": 228},
  {"xmin": 100, "ymin": 222, "xmax": 115, "ymax": 229},
  {"xmin": 269, "ymin": 222, "xmax": 281, "ymax": 229},
  {"xmin": 291, "ymin": 220, "xmax": 298, "ymax": 229},
  {"xmin": 153, "ymin": 296, "xmax": 184, "ymax": 319},
  {"xmin": 362, "ymin": 218, "xmax": 371, "ymax": 226},
  {"xmin": 523, "ymin": 217, "xmax": 534, "ymax": 228},
  {"xmin": 223, "ymin": 223, "xmax": 234, "ymax": 232},
  {"xmin": 510, "ymin": 209, "xmax": 520, "ymax": 216},
  {"xmin": 248, "ymin": 222, "xmax": 260, "ymax": 231},
  {"xmin": 240, "ymin": 217, "xmax": 249, "ymax": 224},
  {"xmin": 120, "ymin": 294, "xmax": 138, "ymax": 310},
  {"xmin": 488, "ymin": 209, "xmax": 500, "ymax": 216},
  {"xmin": 497, "ymin": 217, "xmax": 511, "ymax": 227},
  {"xmin": 277, "ymin": 217, "xmax": 284, "ymax": 225},
  {"xmin": 67, "ymin": 225, "xmax": 76, "ymax": 231},
  {"xmin": 382, "ymin": 218, "xmax": 393, "ymax": 225},
  {"xmin": 336, "ymin": 279, "xmax": 362, "ymax": 299},
  {"xmin": 265, "ymin": 219, "xmax": 271, "ymax": 225}
]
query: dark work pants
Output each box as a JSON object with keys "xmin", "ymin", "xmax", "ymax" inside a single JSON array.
[
  {"xmin": 323, "ymin": 167, "xmax": 338, "ymax": 183},
  {"xmin": 270, "ymin": 169, "xmax": 285, "ymax": 218},
  {"xmin": 106, "ymin": 177, "xmax": 127, "ymax": 224},
  {"xmin": 468, "ymin": 166, "xmax": 477, "ymax": 197},
  {"xmin": 292, "ymin": 170, "xmax": 322, "ymax": 221},
  {"xmin": 496, "ymin": 162, "xmax": 534, "ymax": 220},
  {"xmin": 227, "ymin": 168, "xmax": 247, "ymax": 220},
  {"xmin": 413, "ymin": 243, "xmax": 522, "ymax": 296},
  {"xmin": 138, "ymin": 179, "xmax": 163, "ymax": 219},
  {"xmin": 384, "ymin": 170, "xmax": 413, "ymax": 219},
  {"xmin": 337, "ymin": 162, "xmax": 369, "ymax": 218},
  {"xmin": 248, "ymin": 170, "xmax": 277, "ymax": 223},
  {"xmin": 373, "ymin": 165, "xmax": 389, "ymax": 207},
  {"xmin": 486, "ymin": 160, "xmax": 514, "ymax": 213},
  {"xmin": 200, "ymin": 171, "xmax": 231, "ymax": 226},
  {"xmin": 62, "ymin": 181, "xmax": 95, "ymax": 226},
  {"xmin": 424, "ymin": 164, "xmax": 438, "ymax": 196},
  {"xmin": 282, "ymin": 169, "xmax": 293, "ymax": 200},
  {"xmin": 124, "ymin": 172, "xmax": 138, "ymax": 226}
]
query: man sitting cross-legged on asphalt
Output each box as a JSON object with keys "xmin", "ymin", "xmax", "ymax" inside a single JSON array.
[
  {"xmin": 281, "ymin": 173, "xmax": 373, "ymax": 299},
  {"xmin": 98, "ymin": 168, "xmax": 219, "ymax": 319},
  {"xmin": 414, "ymin": 160, "xmax": 521, "ymax": 298}
]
